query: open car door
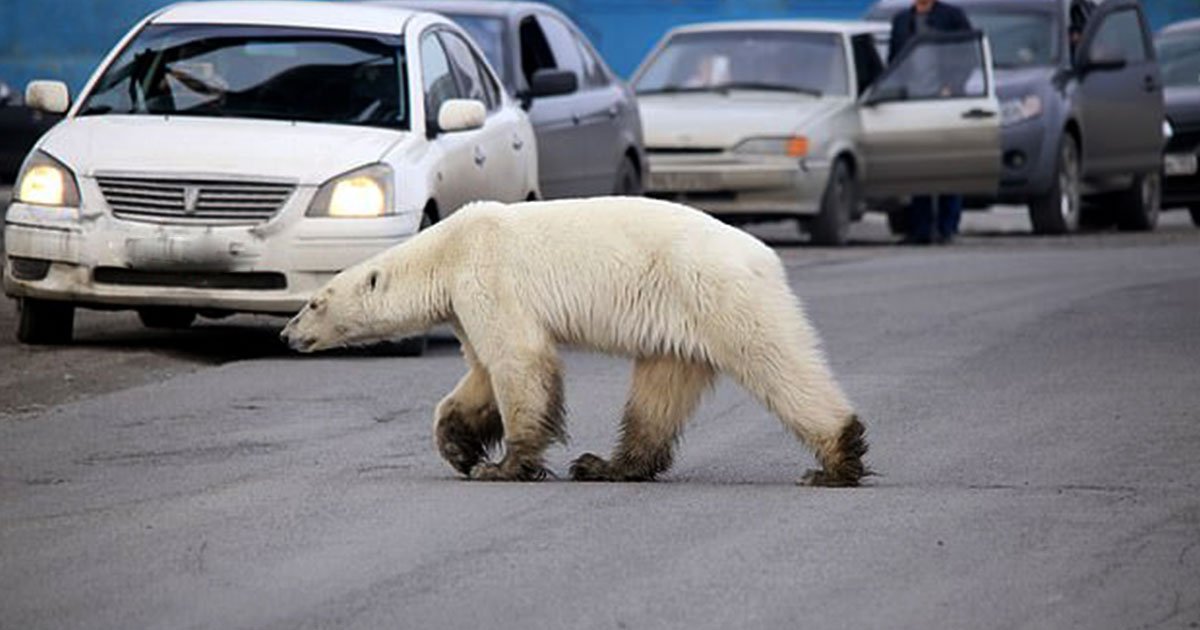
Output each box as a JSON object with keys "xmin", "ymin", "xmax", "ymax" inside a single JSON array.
[{"xmin": 857, "ymin": 31, "xmax": 1001, "ymax": 197}]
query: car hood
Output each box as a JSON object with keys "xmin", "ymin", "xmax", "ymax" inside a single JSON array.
[
  {"xmin": 1165, "ymin": 86, "xmax": 1200, "ymax": 129},
  {"xmin": 37, "ymin": 115, "xmax": 408, "ymax": 184},
  {"xmin": 637, "ymin": 93, "xmax": 843, "ymax": 150},
  {"xmin": 993, "ymin": 66, "xmax": 1058, "ymax": 100}
]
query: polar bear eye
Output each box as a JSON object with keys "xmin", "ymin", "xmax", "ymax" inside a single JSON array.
[{"xmin": 367, "ymin": 270, "xmax": 380, "ymax": 292}]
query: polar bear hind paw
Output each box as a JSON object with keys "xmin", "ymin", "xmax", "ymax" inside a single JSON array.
[
  {"xmin": 569, "ymin": 453, "xmax": 656, "ymax": 482},
  {"xmin": 468, "ymin": 460, "xmax": 551, "ymax": 482}
]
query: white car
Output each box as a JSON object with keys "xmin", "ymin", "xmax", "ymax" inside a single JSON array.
[
  {"xmin": 4, "ymin": 0, "xmax": 538, "ymax": 353},
  {"xmin": 634, "ymin": 20, "xmax": 1002, "ymax": 245}
]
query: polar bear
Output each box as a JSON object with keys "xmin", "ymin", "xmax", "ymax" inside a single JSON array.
[{"xmin": 281, "ymin": 197, "xmax": 868, "ymax": 486}]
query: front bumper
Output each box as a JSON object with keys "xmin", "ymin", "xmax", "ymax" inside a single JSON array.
[
  {"xmin": 645, "ymin": 152, "xmax": 830, "ymax": 216},
  {"xmin": 3, "ymin": 181, "xmax": 418, "ymax": 315}
]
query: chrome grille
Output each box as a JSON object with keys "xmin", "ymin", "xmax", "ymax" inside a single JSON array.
[{"xmin": 96, "ymin": 176, "xmax": 294, "ymax": 225}]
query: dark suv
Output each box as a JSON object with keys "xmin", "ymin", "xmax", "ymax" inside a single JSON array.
[{"xmin": 867, "ymin": 0, "xmax": 1165, "ymax": 233}]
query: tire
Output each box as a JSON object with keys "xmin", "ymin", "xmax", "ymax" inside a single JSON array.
[
  {"xmin": 1029, "ymin": 135, "xmax": 1081, "ymax": 235},
  {"xmin": 1114, "ymin": 172, "xmax": 1161, "ymax": 232},
  {"xmin": 613, "ymin": 157, "xmax": 642, "ymax": 196},
  {"xmin": 393, "ymin": 335, "xmax": 428, "ymax": 357},
  {"xmin": 138, "ymin": 307, "xmax": 197, "ymax": 329},
  {"xmin": 809, "ymin": 158, "xmax": 857, "ymax": 246},
  {"xmin": 1189, "ymin": 205, "xmax": 1200, "ymax": 228},
  {"xmin": 17, "ymin": 298, "xmax": 74, "ymax": 345}
]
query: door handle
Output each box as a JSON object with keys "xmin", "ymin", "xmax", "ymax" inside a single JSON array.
[
  {"xmin": 473, "ymin": 146, "xmax": 487, "ymax": 167},
  {"xmin": 512, "ymin": 135, "xmax": 524, "ymax": 151},
  {"xmin": 607, "ymin": 104, "xmax": 620, "ymax": 119},
  {"xmin": 571, "ymin": 113, "xmax": 581, "ymax": 125},
  {"xmin": 1144, "ymin": 76, "xmax": 1158, "ymax": 93},
  {"xmin": 961, "ymin": 108, "xmax": 996, "ymax": 120}
]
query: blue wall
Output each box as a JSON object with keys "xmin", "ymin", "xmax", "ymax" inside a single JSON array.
[{"xmin": 0, "ymin": 0, "xmax": 1195, "ymax": 96}]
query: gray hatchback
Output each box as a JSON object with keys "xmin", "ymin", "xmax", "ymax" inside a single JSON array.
[
  {"xmin": 370, "ymin": 0, "xmax": 646, "ymax": 199},
  {"xmin": 867, "ymin": 0, "xmax": 1165, "ymax": 234}
]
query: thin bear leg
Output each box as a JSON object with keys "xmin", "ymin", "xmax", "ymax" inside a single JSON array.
[
  {"xmin": 468, "ymin": 351, "xmax": 566, "ymax": 482},
  {"xmin": 434, "ymin": 337, "xmax": 503, "ymax": 475},
  {"xmin": 571, "ymin": 357, "xmax": 714, "ymax": 482}
]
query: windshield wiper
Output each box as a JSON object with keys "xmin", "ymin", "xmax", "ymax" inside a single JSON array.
[
  {"xmin": 716, "ymin": 82, "xmax": 822, "ymax": 97},
  {"xmin": 76, "ymin": 104, "xmax": 114, "ymax": 116},
  {"xmin": 635, "ymin": 85, "xmax": 717, "ymax": 96}
]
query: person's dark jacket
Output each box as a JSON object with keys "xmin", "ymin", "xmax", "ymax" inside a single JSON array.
[{"xmin": 888, "ymin": 1, "xmax": 972, "ymax": 62}]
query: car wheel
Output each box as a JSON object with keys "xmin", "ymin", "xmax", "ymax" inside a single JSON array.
[
  {"xmin": 138, "ymin": 307, "xmax": 197, "ymax": 329},
  {"xmin": 1189, "ymin": 205, "xmax": 1200, "ymax": 228},
  {"xmin": 17, "ymin": 298, "xmax": 74, "ymax": 345},
  {"xmin": 1029, "ymin": 136, "xmax": 1081, "ymax": 235},
  {"xmin": 1114, "ymin": 172, "xmax": 1161, "ymax": 232},
  {"xmin": 809, "ymin": 158, "xmax": 856, "ymax": 246},
  {"xmin": 613, "ymin": 157, "xmax": 642, "ymax": 196}
]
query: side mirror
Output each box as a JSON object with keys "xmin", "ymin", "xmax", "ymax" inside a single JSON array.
[
  {"xmin": 25, "ymin": 80, "xmax": 71, "ymax": 114},
  {"xmin": 862, "ymin": 84, "xmax": 907, "ymax": 107},
  {"xmin": 529, "ymin": 68, "xmax": 578, "ymax": 99},
  {"xmin": 436, "ymin": 99, "xmax": 486, "ymax": 134}
]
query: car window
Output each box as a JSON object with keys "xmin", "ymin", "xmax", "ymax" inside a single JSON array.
[
  {"xmin": 635, "ymin": 30, "xmax": 848, "ymax": 97},
  {"xmin": 518, "ymin": 16, "xmax": 556, "ymax": 85},
  {"xmin": 444, "ymin": 14, "xmax": 509, "ymax": 88},
  {"xmin": 871, "ymin": 33, "xmax": 987, "ymax": 100},
  {"xmin": 1087, "ymin": 9, "xmax": 1148, "ymax": 65},
  {"xmin": 421, "ymin": 32, "xmax": 460, "ymax": 122},
  {"xmin": 574, "ymin": 31, "xmax": 610, "ymax": 87},
  {"xmin": 438, "ymin": 30, "xmax": 491, "ymax": 109},
  {"xmin": 964, "ymin": 10, "xmax": 1060, "ymax": 69},
  {"xmin": 851, "ymin": 33, "xmax": 885, "ymax": 96},
  {"xmin": 535, "ymin": 14, "xmax": 586, "ymax": 82},
  {"xmin": 1157, "ymin": 33, "xmax": 1200, "ymax": 87},
  {"xmin": 78, "ymin": 23, "xmax": 408, "ymax": 129}
]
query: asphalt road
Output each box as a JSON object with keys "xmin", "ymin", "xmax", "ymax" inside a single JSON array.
[{"xmin": 2, "ymin": 194, "xmax": 1199, "ymax": 629}]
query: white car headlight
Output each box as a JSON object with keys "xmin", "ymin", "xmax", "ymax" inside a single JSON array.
[
  {"xmin": 307, "ymin": 164, "xmax": 395, "ymax": 218},
  {"xmin": 15, "ymin": 151, "xmax": 81, "ymax": 207},
  {"xmin": 1000, "ymin": 94, "xmax": 1043, "ymax": 127},
  {"xmin": 733, "ymin": 136, "xmax": 809, "ymax": 158},
  {"xmin": 1163, "ymin": 118, "xmax": 1175, "ymax": 141}
]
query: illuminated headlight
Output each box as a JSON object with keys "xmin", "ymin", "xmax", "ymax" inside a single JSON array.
[
  {"xmin": 733, "ymin": 136, "xmax": 809, "ymax": 158},
  {"xmin": 15, "ymin": 151, "xmax": 81, "ymax": 207},
  {"xmin": 1000, "ymin": 94, "xmax": 1043, "ymax": 127},
  {"xmin": 1163, "ymin": 118, "xmax": 1175, "ymax": 141},
  {"xmin": 307, "ymin": 164, "xmax": 395, "ymax": 218}
]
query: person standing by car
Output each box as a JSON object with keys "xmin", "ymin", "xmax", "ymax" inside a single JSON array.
[{"xmin": 889, "ymin": 0, "xmax": 973, "ymax": 244}]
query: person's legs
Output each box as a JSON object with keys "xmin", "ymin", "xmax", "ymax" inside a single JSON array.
[
  {"xmin": 906, "ymin": 196, "xmax": 934, "ymax": 244},
  {"xmin": 937, "ymin": 195, "xmax": 963, "ymax": 242}
]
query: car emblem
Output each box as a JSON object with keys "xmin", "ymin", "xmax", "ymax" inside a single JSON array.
[{"xmin": 183, "ymin": 186, "xmax": 201, "ymax": 213}]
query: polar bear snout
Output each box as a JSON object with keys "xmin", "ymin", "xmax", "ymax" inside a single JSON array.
[{"xmin": 281, "ymin": 309, "xmax": 322, "ymax": 353}]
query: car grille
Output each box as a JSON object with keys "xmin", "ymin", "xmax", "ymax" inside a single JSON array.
[
  {"xmin": 96, "ymin": 176, "xmax": 295, "ymax": 226},
  {"xmin": 93, "ymin": 267, "xmax": 287, "ymax": 290}
]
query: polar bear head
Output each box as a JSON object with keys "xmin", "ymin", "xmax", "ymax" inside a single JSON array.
[{"xmin": 281, "ymin": 244, "xmax": 446, "ymax": 353}]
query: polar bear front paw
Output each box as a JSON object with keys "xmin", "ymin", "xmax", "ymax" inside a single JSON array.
[{"xmin": 468, "ymin": 460, "xmax": 550, "ymax": 482}]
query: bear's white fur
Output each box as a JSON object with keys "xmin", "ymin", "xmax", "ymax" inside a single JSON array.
[{"xmin": 282, "ymin": 197, "xmax": 867, "ymax": 484}]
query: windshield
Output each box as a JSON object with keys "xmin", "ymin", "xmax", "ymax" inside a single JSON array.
[
  {"xmin": 78, "ymin": 24, "xmax": 408, "ymax": 129},
  {"xmin": 634, "ymin": 30, "xmax": 848, "ymax": 97},
  {"xmin": 1157, "ymin": 35, "xmax": 1200, "ymax": 87},
  {"xmin": 446, "ymin": 14, "xmax": 509, "ymax": 88},
  {"xmin": 965, "ymin": 10, "xmax": 1060, "ymax": 69}
]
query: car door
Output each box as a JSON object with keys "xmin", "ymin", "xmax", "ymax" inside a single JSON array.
[
  {"xmin": 535, "ymin": 13, "xmax": 625, "ymax": 196},
  {"xmin": 1074, "ymin": 0, "xmax": 1163, "ymax": 177},
  {"xmin": 857, "ymin": 31, "xmax": 1001, "ymax": 197},
  {"xmin": 437, "ymin": 29, "xmax": 528, "ymax": 203},
  {"xmin": 419, "ymin": 29, "xmax": 483, "ymax": 214}
]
